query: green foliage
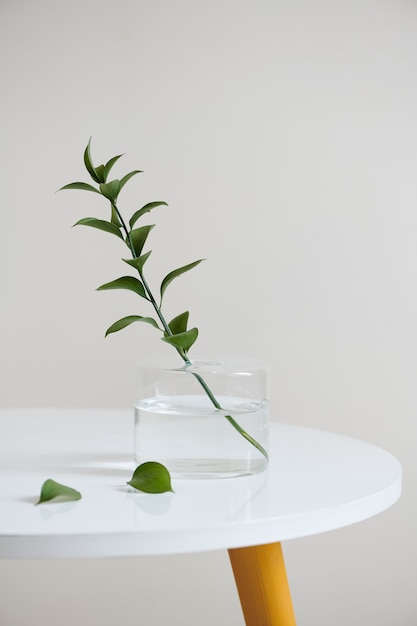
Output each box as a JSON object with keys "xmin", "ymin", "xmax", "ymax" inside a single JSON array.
[
  {"xmin": 83, "ymin": 138, "xmax": 125, "ymax": 184},
  {"xmin": 99, "ymin": 180, "xmax": 121, "ymax": 203},
  {"xmin": 111, "ymin": 204, "xmax": 122, "ymax": 226},
  {"xmin": 129, "ymin": 224, "xmax": 155, "ymax": 257},
  {"xmin": 123, "ymin": 251, "xmax": 152, "ymax": 273},
  {"xmin": 120, "ymin": 170, "xmax": 142, "ymax": 190},
  {"xmin": 105, "ymin": 315, "xmax": 161, "ymax": 336},
  {"xmin": 59, "ymin": 182, "xmax": 101, "ymax": 194},
  {"xmin": 97, "ymin": 276, "xmax": 148, "ymax": 299},
  {"xmin": 60, "ymin": 139, "xmax": 202, "ymax": 357},
  {"xmin": 58, "ymin": 139, "xmax": 268, "ymax": 493},
  {"xmin": 59, "ymin": 139, "xmax": 208, "ymax": 493},
  {"xmin": 162, "ymin": 311, "xmax": 195, "ymax": 358},
  {"xmin": 162, "ymin": 327, "xmax": 199, "ymax": 351},
  {"xmin": 84, "ymin": 138, "xmax": 101, "ymax": 183},
  {"xmin": 73, "ymin": 217, "xmax": 123, "ymax": 238},
  {"xmin": 167, "ymin": 311, "xmax": 190, "ymax": 335},
  {"xmin": 36, "ymin": 479, "xmax": 81, "ymax": 504},
  {"xmin": 127, "ymin": 462, "xmax": 173, "ymax": 494},
  {"xmin": 36, "ymin": 466, "xmax": 173, "ymax": 505},
  {"xmin": 160, "ymin": 259, "xmax": 205, "ymax": 303},
  {"xmin": 101, "ymin": 154, "xmax": 124, "ymax": 182},
  {"xmin": 129, "ymin": 201, "xmax": 168, "ymax": 229}
]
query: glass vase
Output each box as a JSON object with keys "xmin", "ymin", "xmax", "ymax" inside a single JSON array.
[{"xmin": 134, "ymin": 356, "xmax": 269, "ymax": 478}]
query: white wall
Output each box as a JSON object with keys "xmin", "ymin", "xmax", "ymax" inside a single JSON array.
[{"xmin": 1, "ymin": 1, "xmax": 416, "ymax": 624}]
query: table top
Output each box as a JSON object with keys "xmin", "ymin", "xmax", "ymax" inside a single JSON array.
[{"xmin": 0, "ymin": 408, "xmax": 401, "ymax": 559}]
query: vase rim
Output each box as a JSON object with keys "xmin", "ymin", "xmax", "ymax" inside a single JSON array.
[{"xmin": 137, "ymin": 355, "xmax": 268, "ymax": 374}]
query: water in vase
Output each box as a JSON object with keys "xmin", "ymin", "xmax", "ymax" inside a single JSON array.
[{"xmin": 134, "ymin": 394, "xmax": 269, "ymax": 478}]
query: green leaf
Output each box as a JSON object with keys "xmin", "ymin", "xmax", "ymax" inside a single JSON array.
[
  {"xmin": 58, "ymin": 182, "xmax": 101, "ymax": 194},
  {"xmin": 99, "ymin": 180, "xmax": 121, "ymax": 203},
  {"xmin": 119, "ymin": 170, "xmax": 142, "ymax": 191},
  {"xmin": 127, "ymin": 462, "xmax": 173, "ymax": 494},
  {"xmin": 129, "ymin": 201, "xmax": 168, "ymax": 230},
  {"xmin": 129, "ymin": 224, "xmax": 155, "ymax": 257},
  {"xmin": 94, "ymin": 164, "xmax": 106, "ymax": 183},
  {"xmin": 123, "ymin": 251, "xmax": 152, "ymax": 273},
  {"xmin": 110, "ymin": 204, "xmax": 122, "ymax": 227},
  {"xmin": 166, "ymin": 311, "xmax": 189, "ymax": 336},
  {"xmin": 103, "ymin": 154, "xmax": 124, "ymax": 181},
  {"xmin": 105, "ymin": 315, "xmax": 161, "ymax": 336},
  {"xmin": 84, "ymin": 138, "xmax": 101, "ymax": 183},
  {"xmin": 73, "ymin": 217, "xmax": 123, "ymax": 239},
  {"xmin": 97, "ymin": 276, "xmax": 148, "ymax": 299},
  {"xmin": 162, "ymin": 327, "xmax": 198, "ymax": 351},
  {"xmin": 160, "ymin": 259, "xmax": 204, "ymax": 302},
  {"xmin": 36, "ymin": 479, "xmax": 81, "ymax": 505}
]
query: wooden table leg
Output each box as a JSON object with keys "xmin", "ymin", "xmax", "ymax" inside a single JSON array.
[{"xmin": 228, "ymin": 542, "xmax": 297, "ymax": 626}]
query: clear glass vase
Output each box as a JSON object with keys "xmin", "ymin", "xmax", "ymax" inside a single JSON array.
[{"xmin": 134, "ymin": 356, "xmax": 269, "ymax": 478}]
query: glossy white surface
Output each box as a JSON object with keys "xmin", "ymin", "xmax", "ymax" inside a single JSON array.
[{"xmin": 0, "ymin": 408, "xmax": 401, "ymax": 559}]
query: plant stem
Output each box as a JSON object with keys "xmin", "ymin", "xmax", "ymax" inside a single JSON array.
[
  {"xmin": 114, "ymin": 202, "xmax": 191, "ymax": 361},
  {"xmin": 189, "ymin": 370, "xmax": 269, "ymax": 460},
  {"xmin": 113, "ymin": 204, "xmax": 179, "ymax": 340},
  {"xmin": 113, "ymin": 201, "xmax": 268, "ymax": 461}
]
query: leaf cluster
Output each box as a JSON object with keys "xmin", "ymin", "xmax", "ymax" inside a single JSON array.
[
  {"xmin": 36, "ymin": 462, "xmax": 173, "ymax": 504},
  {"xmin": 57, "ymin": 139, "xmax": 269, "ymax": 476},
  {"xmin": 59, "ymin": 139, "xmax": 203, "ymax": 358}
]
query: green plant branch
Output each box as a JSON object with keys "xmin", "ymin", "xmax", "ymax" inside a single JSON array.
[
  {"xmin": 113, "ymin": 201, "xmax": 267, "ymax": 459},
  {"xmin": 112, "ymin": 201, "xmax": 192, "ymax": 365},
  {"xmin": 113, "ymin": 203, "xmax": 174, "ymax": 334},
  {"xmin": 60, "ymin": 140, "xmax": 268, "ymax": 464}
]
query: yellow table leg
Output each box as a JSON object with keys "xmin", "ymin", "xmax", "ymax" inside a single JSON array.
[{"xmin": 228, "ymin": 542, "xmax": 297, "ymax": 626}]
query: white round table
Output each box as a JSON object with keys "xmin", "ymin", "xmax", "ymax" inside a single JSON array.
[{"xmin": 0, "ymin": 408, "xmax": 402, "ymax": 625}]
